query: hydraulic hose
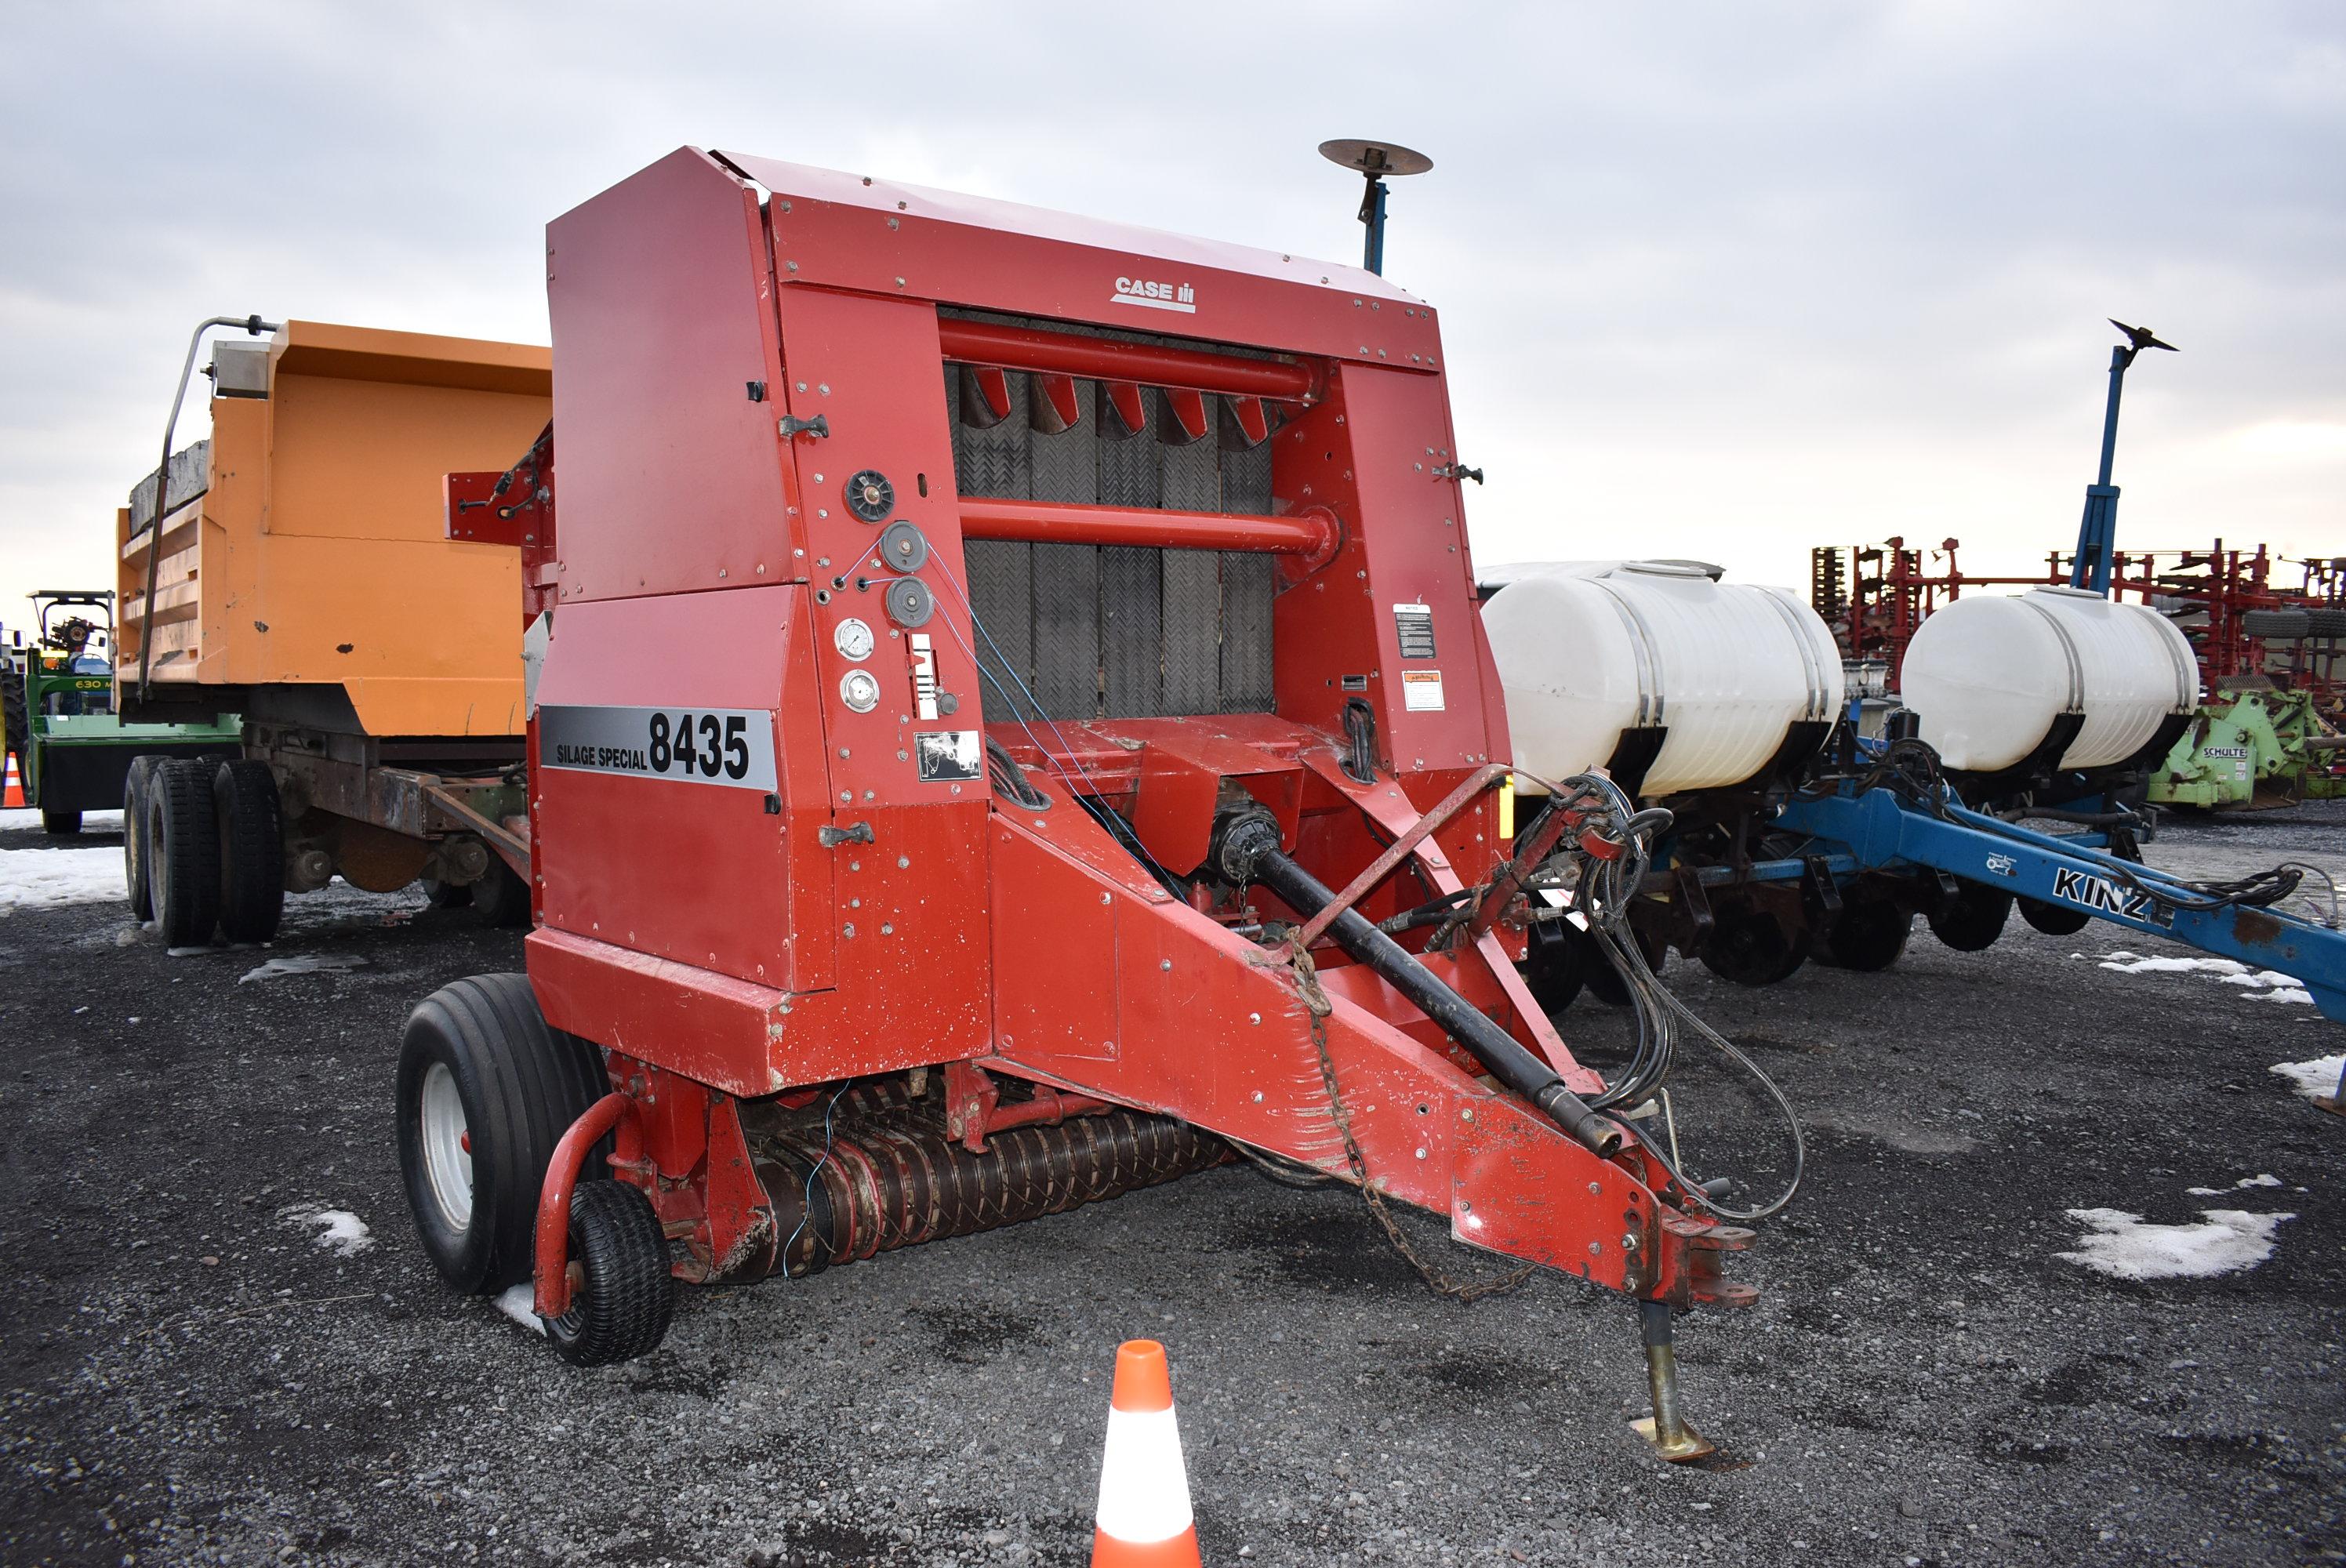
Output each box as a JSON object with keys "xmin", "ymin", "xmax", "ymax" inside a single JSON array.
[{"xmin": 1245, "ymin": 845, "xmax": 1624, "ymax": 1159}]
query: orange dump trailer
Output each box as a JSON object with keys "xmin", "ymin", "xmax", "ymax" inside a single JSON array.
[{"xmin": 115, "ymin": 320, "xmax": 550, "ymax": 944}]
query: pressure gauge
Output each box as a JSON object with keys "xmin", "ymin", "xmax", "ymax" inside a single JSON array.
[
  {"xmin": 839, "ymin": 669, "xmax": 881, "ymax": 713},
  {"xmin": 833, "ymin": 617, "xmax": 874, "ymax": 661}
]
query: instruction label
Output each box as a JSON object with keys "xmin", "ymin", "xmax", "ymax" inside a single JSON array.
[
  {"xmin": 1400, "ymin": 670, "xmax": 1446, "ymax": 712},
  {"xmin": 538, "ymin": 704, "xmax": 776, "ymax": 792}
]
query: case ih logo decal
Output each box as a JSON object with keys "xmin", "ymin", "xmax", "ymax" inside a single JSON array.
[
  {"xmin": 1112, "ymin": 276, "xmax": 1196, "ymax": 314},
  {"xmin": 2051, "ymin": 867, "xmax": 2173, "ymax": 928}
]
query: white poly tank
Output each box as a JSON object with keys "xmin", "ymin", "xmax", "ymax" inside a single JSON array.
[
  {"xmin": 1481, "ymin": 561, "xmax": 1845, "ymax": 795},
  {"xmin": 1899, "ymin": 586, "xmax": 2199, "ymax": 772}
]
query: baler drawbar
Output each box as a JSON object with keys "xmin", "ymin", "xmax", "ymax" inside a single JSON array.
[{"xmin": 396, "ymin": 147, "xmax": 1776, "ymax": 1457}]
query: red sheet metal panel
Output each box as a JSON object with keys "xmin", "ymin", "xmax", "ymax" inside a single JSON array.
[{"xmin": 544, "ymin": 147, "xmax": 801, "ymax": 603}]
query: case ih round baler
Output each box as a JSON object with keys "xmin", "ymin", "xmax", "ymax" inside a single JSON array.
[{"xmin": 399, "ymin": 147, "xmax": 1753, "ymax": 1454}]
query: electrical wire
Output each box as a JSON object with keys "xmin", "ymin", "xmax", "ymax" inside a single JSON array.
[{"xmin": 778, "ymin": 1083, "xmax": 850, "ymax": 1279}]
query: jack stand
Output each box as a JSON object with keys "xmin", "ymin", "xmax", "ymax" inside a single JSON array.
[{"xmin": 1631, "ymin": 1299, "xmax": 1715, "ymax": 1462}]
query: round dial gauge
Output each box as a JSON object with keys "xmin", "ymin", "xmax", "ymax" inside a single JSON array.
[
  {"xmin": 839, "ymin": 669, "xmax": 881, "ymax": 713},
  {"xmin": 833, "ymin": 617, "xmax": 875, "ymax": 661}
]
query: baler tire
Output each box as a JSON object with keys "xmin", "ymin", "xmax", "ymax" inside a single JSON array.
[
  {"xmin": 42, "ymin": 808, "xmax": 82, "ymax": 836},
  {"xmin": 421, "ymin": 877, "xmax": 474, "ymax": 909},
  {"xmin": 213, "ymin": 760, "xmax": 285, "ymax": 943},
  {"xmin": 395, "ymin": 973, "xmax": 608, "ymax": 1295},
  {"xmin": 545, "ymin": 1181, "xmax": 675, "ymax": 1368},
  {"xmin": 1814, "ymin": 900, "xmax": 1912, "ymax": 972},
  {"xmin": 1927, "ymin": 884, "xmax": 2011, "ymax": 953},
  {"xmin": 1521, "ymin": 920, "xmax": 1586, "ymax": 1016},
  {"xmin": 149, "ymin": 758, "xmax": 221, "ymax": 947},
  {"xmin": 124, "ymin": 756, "xmax": 159, "ymax": 920},
  {"xmin": 2018, "ymin": 896, "xmax": 2091, "ymax": 937},
  {"xmin": 1698, "ymin": 906, "xmax": 1809, "ymax": 987},
  {"xmin": 470, "ymin": 860, "xmax": 531, "ymax": 928}
]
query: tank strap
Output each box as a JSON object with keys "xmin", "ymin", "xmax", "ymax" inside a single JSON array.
[
  {"xmin": 2019, "ymin": 597, "xmax": 2086, "ymax": 713},
  {"xmin": 1757, "ymin": 588, "xmax": 1833, "ymax": 722},
  {"xmin": 1587, "ymin": 578, "xmax": 1665, "ymax": 728}
]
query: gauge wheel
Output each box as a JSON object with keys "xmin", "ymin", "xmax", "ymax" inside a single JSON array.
[
  {"xmin": 1697, "ymin": 906, "xmax": 1809, "ymax": 987},
  {"xmin": 1927, "ymin": 884, "xmax": 2013, "ymax": 953},
  {"xmin": 545, "ymin": 1181, "xmax": 676, "ymax": 1367}
]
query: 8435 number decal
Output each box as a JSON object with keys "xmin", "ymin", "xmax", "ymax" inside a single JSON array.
[
  {"xmin": 648, "ymin": 712, "xmax": 752, "ymax": 779},
  {"xmin": 539, "ymin": 705, "xmax": 777, "ymax": 792}
]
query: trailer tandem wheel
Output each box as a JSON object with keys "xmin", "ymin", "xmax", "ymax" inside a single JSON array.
[
  {"xmin": 395, "ymin": 973, "xmax": 608, "ymax": 1294},
  {"xmin": 213, "ymin": 760, "xmax": 286, "ymax": 943},
  {"xmin": 124, "ymin": 757, "xmax": 159, "ymax": 920},
  {"xmin": 148, "ymin": 758, "xmax": 221, "ymax": 947},
  {"xmin": 468, "ymin": 860, "xmax": 532, "ymax": 928},
  {"xmin": 544, "ymin": 1181, "xmax": 675, "ymax": 1367}
]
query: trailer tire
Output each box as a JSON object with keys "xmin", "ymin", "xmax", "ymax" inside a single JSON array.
[
  {"xmin": 470, "ymin": 859, "xmax": 532, "ymax": 928},
  {"xmin": 1698, "ymin": 906, "xmax": 1808, "ymax": 987},
  {"xmin": 42, "ymin": 808, "xmax": 82, "ymax": 835},
  {"xmin": 149, "ymin": 758, "xmax": 220, "ymax": 947},
  {"xmin": 1814, "ymin": 898, "xmax": 1912, "ymax": 971},
  {"xmin": 124, "ymin": 757, "xmax": 159, "ymax": 920},
  {"xmin": 1927, "ymin": 884, "xmax": 2011, "ymax": 952},
  {"xmin": 2018, "ymin": 896, "xmax": 2090, "ymax": 937},
  {"xmin": 421, "ymin": 877, "xmax": 474, "ymax": 909},
  {"xmin": 545, "ymin": 1181, "xmax": 675, "ymax": 1367},
  {"xmin": 396, "ymin": 974, "xmax": 608, "ymax": 1295},
  {"xmin": 213, "ymin": 760, "xmax": 285, "ymax": 942},
  {"xmin": 1522, "ymin": 920, "xmax": 1587, "ymax": 1015}
]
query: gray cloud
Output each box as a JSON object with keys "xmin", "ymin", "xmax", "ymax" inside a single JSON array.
[{"xmin": 2, "ymin": 1, "xmax": 2337, "ymax": 605}]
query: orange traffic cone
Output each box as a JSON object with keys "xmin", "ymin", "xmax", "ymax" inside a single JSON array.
[
  {"xmin": 1090, "ymin": 1340, "xmax": 1200, "ymax": 1567},
  {"xmin": 3, "ymin": 757, "xmax": 23, "ymax": 808}
]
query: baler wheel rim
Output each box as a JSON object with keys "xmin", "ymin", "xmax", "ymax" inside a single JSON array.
[{"xmin": 417, "ymin": 1061, "xmax": 475, "ymax": 1233}]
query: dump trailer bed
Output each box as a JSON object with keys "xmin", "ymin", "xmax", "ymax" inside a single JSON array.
[{"xmin": 111, "ymin": 321, "xmax": 550, "ymax": 942}]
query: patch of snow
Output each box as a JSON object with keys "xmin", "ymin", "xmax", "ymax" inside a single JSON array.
[
  {"xmin": 2056, "ymin": 1207, "xmax": 2293, "ymax": 1280},
  {"xmin": 239, "ymin": 953, "xmax": 369, "ymax": 985},
  {"xmin": 493, "ymin": 1284, "xmax": 547, "ymax": 1336},
  {"xmin": 2184, "ymin": 1174, "xmax": 2285, "ymax": 1195},
  {"xmin": 0, "ymin": 846, "xmax": 126, "ymax": 912},
  {"xmin": 0, "ymin": 808, "xmax": 122, "ymax": 829},
  {"xmin": 281, "ymin": 1204, "xmax": 375, "ymax": 1258},
  {"xmin": 2271, "ymin": 1054, "xmax": 2346, "ymax": 1102},
  {"xmin": 2095, "ymin": 952, "xmax": 2314, "ymax": 1005}
]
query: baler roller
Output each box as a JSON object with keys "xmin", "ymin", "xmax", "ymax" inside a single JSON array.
[{"xmin": 754, "ymin": 1105, "xmax": 1225, "ymax": 1279}]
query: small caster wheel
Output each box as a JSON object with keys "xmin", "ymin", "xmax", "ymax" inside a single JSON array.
[{"xmin": 547, "ymin": 1181, "xmax": 675, "ymax": 1367}]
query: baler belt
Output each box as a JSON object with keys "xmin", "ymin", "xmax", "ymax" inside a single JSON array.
[{"xmin": 950, "ymin": 365, "xmax": 1277, "ymax": 724}]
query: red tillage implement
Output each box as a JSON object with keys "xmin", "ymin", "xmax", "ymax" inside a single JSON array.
[{"xmin": 399, "ymin": 147, "xmax": 1752, "ymax": 1454}]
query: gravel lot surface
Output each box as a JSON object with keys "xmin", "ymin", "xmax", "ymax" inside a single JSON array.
[{"xmin": 2, "ymin": 805, "xmax": 2341, "ymax": 1566}]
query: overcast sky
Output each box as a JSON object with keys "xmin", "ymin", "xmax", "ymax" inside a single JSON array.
[{"xmin": 2, "ymin": 2, "xmax": 2338, "ymax": 613}]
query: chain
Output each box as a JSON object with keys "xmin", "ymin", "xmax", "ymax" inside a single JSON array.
[{"xmin": 1289, "ymin": 948, "xmax": 1535, "ymax": 1305}]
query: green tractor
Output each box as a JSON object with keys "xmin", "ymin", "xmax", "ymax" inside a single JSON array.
[{"xmin": 2, "ymin": 591, "xmax": 241, "ymax": 834}]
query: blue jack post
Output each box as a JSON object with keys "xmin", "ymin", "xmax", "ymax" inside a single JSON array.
[
  {"xmin": 2071, "ymin": 319, "xmax": 2177, "ymax": 595},
  {"xmin": 1318, "ymin": 139, "xmax": 1433, "ymax": 277}
]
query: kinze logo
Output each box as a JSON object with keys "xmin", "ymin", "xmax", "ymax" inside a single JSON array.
[
  {"xmin": 2051, "ymin": 867, "xmax": 2173, "ymax": 927},
  {"xmin": 1112, "ymin": 275, "xmax": 1197, "ymax": 314}
]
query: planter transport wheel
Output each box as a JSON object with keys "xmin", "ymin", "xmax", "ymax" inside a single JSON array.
[
  {"xmin": 124, "ymin": 756, "xmax": 159, "ymax": 920},
  {"xmin": 396, "ymin": 973, "xmax": 608, "ymax": 1294},
  {"xmin": 149, "ymin": 758, "xmax": 220, "ymax": 947},
  {"xmin": 2018, "ymin": 896, "xmax": 2091, "ymax": 937},
  {"xmin": 1814, "ymin": 898, "xmax": 1912, "ymax": 972},
  {"xmin": 1522, "ymin": 919, "xmax": 1586, "ymax": 1016},
  {"xmin": 545, "ymin": 1180, "xmax": 675, "ymax": 1367},
  {"xmin": 1698, "ymin": 906, "xmax": 1809, "ymax": 987},
  {"xmin": 1927, "ymin": 884, "xmax": 2012, "ymax": 952},
  {"xmin": 213, "ymin": 760, "xmax": 285, "ymax": 942},
  {"xmin": 42, "ymin": 808, "xmax": 82, "ymax": 836}
]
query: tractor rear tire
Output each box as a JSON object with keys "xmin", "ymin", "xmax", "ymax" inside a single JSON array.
[
  {"xmin": 149, "ymin": 758, "xmax": 220, "ymax": 947},
  {"xmin": 1814, "ymin": 898, "xmax": 1912, "ymax": 971},
  {"xmin": 213, "ymin": 760, "xmax": 285, "ymax": 943},
  {"xmin": 470, "ymin": 859, "xmax": 532, "ymax": 928},
  {"xmin": 124, "ymin": 756, "xmax": 159, "ymax": 920},
  {"xmin": 1698, "ymin": 906, "xmax": 1809, "ymax": 987},
  {"xmin": 545, "ymin": 1181, "xmax": 675, "ymax": 1367},
  {"xmin": 42, "ymin": 809, "xmax": 82, "ymax": 835},
  {"xmin": 1927, "ymin": 884, "xmax": 2012, "ymax": 952},
  {"xmin": 395, "ymin": 973, "xmax": 608, "ymax": 1295},
  {"xmin": 2018, "ymin": 896, "xmax": 2091, "ymax": 937}
]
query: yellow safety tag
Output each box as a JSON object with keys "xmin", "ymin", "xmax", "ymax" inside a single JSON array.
[{"xmin": 1498, "ymin": 774, "xmax": 1515, "ymax": 841}]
